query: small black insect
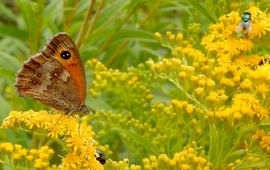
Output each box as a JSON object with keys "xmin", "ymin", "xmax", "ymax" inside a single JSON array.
[
  {"xmin": 258, "ymin": 57, "xmax": 270, "ymax": 66},
  {"xmin": 95, "ymin": 150, "xmax": 106, "ymax": 165}
]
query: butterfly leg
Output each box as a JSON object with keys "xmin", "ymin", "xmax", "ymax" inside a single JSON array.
[{"xmin": 65, "ymin": 110, "xmax": 83, "ymax": 137}]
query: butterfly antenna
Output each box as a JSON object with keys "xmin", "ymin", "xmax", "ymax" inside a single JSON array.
[{"xmin": 50, "ymin": 114, "xmax": 64, "ymax": 132}]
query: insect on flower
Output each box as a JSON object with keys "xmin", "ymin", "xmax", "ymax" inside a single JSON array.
[
  {"xmin": 95, "ymin": 150, "xmax": 106, "ymax": 165},
  {"xmin": 236, "ymin": 11, "xmax": 252, "ymax": 37},
  {"xmin": 258, "ymin": 57, "xmax": 270, "ymax": 66}
]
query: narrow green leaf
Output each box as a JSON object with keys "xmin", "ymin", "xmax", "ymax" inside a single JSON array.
[
  {"xmin": 112, "ymin": 127, "xmax": 159, "ymax": 155},
  {"xmin": 0, "ymin": 24, "xmax": 28, "ymax": 40},
  {"xmin": 0, "ymin": 52, "xmax": 21, "ymax": 73},
  {"xmin": 0, "ymin": 96, "xmax": 11, "ymax": 119},
  {"xmin": 0, "ymin": 2, "xmax": 17, "ymax": 21},
  {"xmin": 184, "ymin": 0, "xmax": 216, "ymax": 22}
]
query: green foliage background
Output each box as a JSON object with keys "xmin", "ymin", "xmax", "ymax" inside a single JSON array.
[{"xmin": 1, "ymin": 0, "xmax": 270, "ymax": 169}]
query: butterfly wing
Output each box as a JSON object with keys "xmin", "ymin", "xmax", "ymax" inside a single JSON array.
[
  {"xmin": 43, "ymin": 33, "xmax": 86, "ymax": 103},
  {"xmin": 15, "ymin": 33, "xmax": 87, "ymax": 113}
]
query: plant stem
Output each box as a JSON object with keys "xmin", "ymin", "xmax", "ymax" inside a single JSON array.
[
  {"xmin": 76, "ymin": 0, "xmax": 96, "ymax": 48},
  {"xmin": 85, "ymin": 0, "xmax": 105, "ymax": 38}
]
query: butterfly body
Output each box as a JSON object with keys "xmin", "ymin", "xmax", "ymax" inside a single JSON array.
[{"xmin": 15, "ymin": 33, "xmax": 89, "ymax": 115}]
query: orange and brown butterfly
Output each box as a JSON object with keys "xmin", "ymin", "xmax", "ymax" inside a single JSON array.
[{"xmin": 15, "ymin": 32, "xmax": 90, "ymax": 115}]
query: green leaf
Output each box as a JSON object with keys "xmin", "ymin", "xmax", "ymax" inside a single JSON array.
[
  {"xmin": 0, "ymin": 52, "xmax": 21, "ymax": 73},
  {"xmin": 0, "ymin": 96, "xmax": 11, "ymax": 120},
  {"xmin": 0, "ymin": 24, "xmax": 28, "ymax": 40},
  {"xmin": 113, "ymin": 29, "xmax": 156, "ymax": 43},
  {"xmin": 0, "ymin": 2, "xmax": 17, "ymax": 22},
  {"xmin": 112, "ymin": 127, "xmax": 159, "ymax": 155},
  {"xmin": 183, "ymin": 0, "xmax": 216, "ymax": 22}
]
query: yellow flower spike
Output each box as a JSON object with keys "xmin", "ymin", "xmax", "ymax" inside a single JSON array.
[
  {"xmin": 240, "ymin": 79, "xmax": 252, "ymax": 89},
  {"xmin": 13, "ymin": 153, "xmax": 22, "ymax": 160},
  {"xmin": 66, "ymin": 136, "xmax": 84, "ymax": 152},
  {"xmin": 158, "ymin": 154, "xmax": 169, "ymax": 162},
  {"xmin": 198, "ymin": 79, "xmax": 206, "ymax": 87},
  {"xmin": 26, "ymin": 155, "xmax": 34, "ymax": 161},
  {"xmin": 235, "ymin": 159, "xmax": 241, "ymax": 164},
  {"xmin": 176, "ymin": 33, "xmax": 183, "ymax": 43},
  {"xmin": 151, "ymin": 162, "xmax": 158, "ymax": 169},
  {"xmin": 183, "ymin": 65, "xmax": 195, "ymax": 73},
  {"xmin": 181, "ymin": 164, "xmax": 190, "ymax": 170},
  {"xmin": 195, "ymin": 127, "xmax": 202, "ymax": 134},
  {"xmin": 190, "ymin": 75, "xmax": 199, "ymax": 83},
  {"xmin": 193, "ymin": 156, "xmax": 199, "ymax": 164},
  {"xmin": 143, "ymin": 158, "xmax": 150, "ymax": 164},
  {"xmin": 195, "ymin": 87, "xmax": 204, "ymax": 96},
  {"xmin": 168, "ymin": 159, "xmax": 176, "ymax": 167},
  {"xmin": 14, "ymin": 144, "xmax": 22, "ymax": 150},
  {"xmin": 166, "ymin": 31, "xmax": 173, "ymax": 38},
  {"xmin": 261, "ymin": 136, "xmax": 270, "ymax": 145},
  {"xmin": 178, "ymin": 71, "xmax": 187, "ymax": 79},
  {"xmin": 192, "ymin": 62, "xmax": 199, "ymax": 68},
  {"xmin": 186, "ymin": 104, "xmax": 194, "ymax": 114},
  {"xmin": 144, "ymin": 165, "xmax": 151, "ymax": 170},
  {"xmin": 206, "ymin": 79, "xmax": 215, "ymax": 88},
  {"xmin": 62, "ymin": 152, "xmax": 84, "ymax": 169},
  {"xmin": 0, "ymin": 142, "xmax": 13, "ymax": 152},
  {"xmin": 198, "ymin": 157, "xmax": 207, "ymax": 165},
  {"xmin": 30, "ymin": 148, "xmax": 38, "ymax": 155},
  {"xmin": 256, "ymin": 83, "xmax": 269, "ymax": 98},
  {"xmin": 39, "ymin": 152, "xmax": 49, "ymax": 160},
  {"xmin": 48, "ymin": 148, "xmax": 54, "ymax": 155},
  {"xmin": 3, "ymin": 110, "xmax": 100, "ymax": 169},
  {"xmin": 18, "ymin": 148, "xmax": 28, "ymax": 157},
  {"xmin": 34, "ymin": 159, "xmax": 44, "ymax": 168},
  {"xmin": 154, "ymin": 32, "xmax": 162, "ymax": 42},
  {"xmin": 169, "ymin": 34, "xmax": 176, "ymax": 43}
]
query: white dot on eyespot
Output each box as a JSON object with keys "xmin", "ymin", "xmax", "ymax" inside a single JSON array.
[{"xmin": 54, "ymin": 73, "xmax": 58, "ymax": 76}]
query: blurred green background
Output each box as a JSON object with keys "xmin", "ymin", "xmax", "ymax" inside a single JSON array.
[{"xmin": 0, "ymin": 0, "xmax": 269, "ymax": 165}]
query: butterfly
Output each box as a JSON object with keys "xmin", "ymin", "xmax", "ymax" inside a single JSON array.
[{"xmin": 15, "ymin": 33, "xmax": 90, "ymax": 115}]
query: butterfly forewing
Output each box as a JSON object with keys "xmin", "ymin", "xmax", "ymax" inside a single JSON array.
[{"xmin": 43, "ymin": 33, "xmax": 87, "ymax": 103}]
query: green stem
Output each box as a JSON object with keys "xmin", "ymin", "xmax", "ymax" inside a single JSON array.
[
  {"xmin": 76, "ymin": 0, "xmax": 96, "ymax": 48},
  {"xmin": 167, "ymin": 77, "xmax": 208, "ymax": 113},
  {"xmin": 106, "ymin": 2, "xmax": 161, "ymax": 67},
  {"xmin": 82, "ymin": 0, "xmax": 105, "ymax": 48},
  {"xmin": 102, "ymin": 5, "xmax": 139, "ymax": 65}
]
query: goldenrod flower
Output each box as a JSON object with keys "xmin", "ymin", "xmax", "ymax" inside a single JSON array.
[{"xmin": 2, "ymin": 110, "xmax": 103, "ymax": 169}]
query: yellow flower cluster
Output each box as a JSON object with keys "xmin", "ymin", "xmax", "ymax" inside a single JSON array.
[
  {"xmin": 143, "ymin": 146, "xmax": 210, "ymax": 170},
  {"xmin": 252, "ymin": 130, "xmax": 270, "ymax": 154},
  {"xmin": 212, "ymin": 93, "xmax": 268, "ymax": 122},
  {"xmin": 88, "ymin": 59, "xmax": 153, "ymax": 111},
  {"xmin": 202, "ymin": 5, "xmax": 270, "ymax": 66},
  {"xmin": 0, "ymin": 143, "xmax": 54, "ymax": 169},
  {"xmin": 2, "ymin": 110, "xmax": 103, "ymax": 170},
  {"xmin": 109, "ymin": 158, "xmax": 141, "ymax": 170},
  {"xmin": 104, "ymin": 143, "xmax": 210, "ymax": 170}
]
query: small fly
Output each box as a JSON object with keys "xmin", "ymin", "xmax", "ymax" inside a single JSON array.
[{"xmin": 236, "ymin": 11, "xmax": 252, "ymax": 37}]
